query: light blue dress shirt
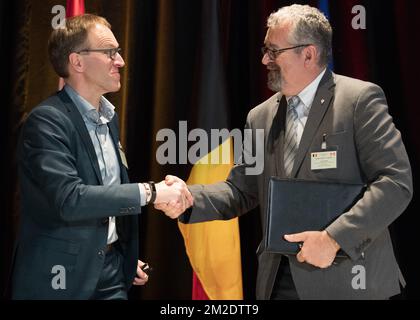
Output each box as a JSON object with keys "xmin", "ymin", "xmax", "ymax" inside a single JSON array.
[
  {"xmin": 286, "ymin": 68, "xmax": 326, "ymax": 147},
  {"xmin": 65, "ymin": 85, "xmax": 122, "ymax": 244}
]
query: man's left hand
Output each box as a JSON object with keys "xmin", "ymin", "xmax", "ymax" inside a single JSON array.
[
  {"xmin": 284, "ymin": 231, "xmax": 340, "ymax": 268},
  {"xmin": 133, "ymin": 260, "xmax": 149, "ymax": 286}
]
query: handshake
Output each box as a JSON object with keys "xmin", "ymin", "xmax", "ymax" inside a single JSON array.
[{"xmin": 153, "ymin": 175, "xmax": 193, "ymax": 219}]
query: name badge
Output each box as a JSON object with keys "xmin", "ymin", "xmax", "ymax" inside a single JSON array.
[
  {"xmin": 311, "ymin": 151, "xmax": 337, "ymax": 170},
  {"xmin": 118, "ymin": 142, "xmax": 129, "ymax": 169}
]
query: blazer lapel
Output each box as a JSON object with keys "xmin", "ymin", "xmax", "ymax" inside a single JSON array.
[
  {"xmin": 107, "ymin": 118, "xmax": 120, "ymax": 153},
  {"xmin": 57, "ymin": 90, "xmax": 103, "ymax": 185},
  {"xmin": 291, "ymin": 70, "xmax": 336, "ymax": 177},
  {"xmin": 108, "ymin": 118, "xmax": 129, "ymax": 184},
  {"xmin": 271, "ymin": 95, "xmax": 287, "ymax": 177}
]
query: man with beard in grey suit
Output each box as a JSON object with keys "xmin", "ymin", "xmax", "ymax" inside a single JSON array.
[{"xmin": 156, "ymin": 4, "xmax": 412, "ymax": 300}]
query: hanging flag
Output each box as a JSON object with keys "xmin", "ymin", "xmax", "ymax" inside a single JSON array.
[
  {"xmin": 58, "ymin": 0, "xmax": 85, "ymax": 90},
  {"xmin": 66, "ymin": 0, "xmax": 85, "ymax": 18},
  {"xmin": 317, "ymin": 0, "xmax": 334, "ymax": 70},
  {"xmin": 178, "ymin": 1, "xmax": 243, "ymax": 300},
  {"xmin": 318, "ymin": 0, "xmax": 331, "ymax": 19}
]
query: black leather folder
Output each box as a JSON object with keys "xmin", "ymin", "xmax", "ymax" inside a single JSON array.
[{"xmin": 264, "ymin": 178, "xmax": 365, "ymax": 257}]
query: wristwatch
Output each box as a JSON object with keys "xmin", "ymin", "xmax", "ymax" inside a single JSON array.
[
  {"xmin": 148, "ymin": 181, "xmax": 156, "ymax": 204},
  {"xmin": 143, "ymin": 183, "xmax": 151, "ymax": 204}
]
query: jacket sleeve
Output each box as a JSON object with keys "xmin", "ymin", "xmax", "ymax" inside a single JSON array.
[
  {"xmin": 326, "ymin": 84, "xmax": 413, "ymax": 260},
  {"xmin": 18, "ymin": 105, "xmax": 142, "ymax": 222},
  {"xmin": 179, "ymin": 114, "xmax": 260, "ymax": 224}
]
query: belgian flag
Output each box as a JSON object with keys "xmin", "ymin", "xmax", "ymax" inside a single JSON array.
[{"xmin": 178, "ymin": 1, "xmax": 243, "ymax": 300}]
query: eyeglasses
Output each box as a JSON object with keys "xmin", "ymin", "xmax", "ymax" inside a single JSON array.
[
  {"xmin": 76, "ymin": 47, "xmax": 122, "ymax": 60},
  {"xmin": 261, "ymin": 44, "xmax": 311, "ymax": 60}
]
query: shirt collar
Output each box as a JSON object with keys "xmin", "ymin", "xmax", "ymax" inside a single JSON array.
[
  {"xmin": 285, "ymin": 68, "xmax": 326, "ymax": 113},
  {"xmin": 64, "ymin": 84, "xmax": 115, "ymax": 125},
  {"xmin": 298, "ymin": 68, "xmax": 326, "ymax": 110}
]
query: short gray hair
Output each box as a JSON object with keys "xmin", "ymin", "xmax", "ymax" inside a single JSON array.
[{"xmin": 267, "ymin": 4, "xmax": 332, "ymax": 67}]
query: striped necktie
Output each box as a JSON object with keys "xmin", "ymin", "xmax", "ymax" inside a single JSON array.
[{"xmin": 284, "ymin": 96, "xmax": 300, "ymax": 177}]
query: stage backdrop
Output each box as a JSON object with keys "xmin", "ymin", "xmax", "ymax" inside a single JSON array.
[{"xmin": 1, "ymin": 0, "xmax": 419, "ymax": 299}]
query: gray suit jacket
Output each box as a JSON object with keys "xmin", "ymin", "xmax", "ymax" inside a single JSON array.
[
  {"xmin": 12, "ymin": 90, "xmax": 141, "ymax": 299},
  {"xmin": 180, "ymin": 71, "xmax": 413, "ymax": 299}
]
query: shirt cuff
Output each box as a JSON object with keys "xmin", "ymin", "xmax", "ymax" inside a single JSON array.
[{"xmin": 138, "ymin": 183, "xmax": 147, "ymax": 206}]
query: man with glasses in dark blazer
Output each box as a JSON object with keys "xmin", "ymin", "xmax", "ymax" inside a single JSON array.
[{"xmin": 11, "ymin": 14, "xmax": 192, "ymax": 299}]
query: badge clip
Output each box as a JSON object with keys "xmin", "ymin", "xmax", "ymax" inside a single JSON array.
[{"xmin": 321, "ymin": 133, "xmax": 327, "ymax": 150}]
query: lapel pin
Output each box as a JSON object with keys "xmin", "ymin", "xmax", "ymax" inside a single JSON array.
[{"xmin": 321, "ymin": 99, "xmax": 325, "ymax": 104}]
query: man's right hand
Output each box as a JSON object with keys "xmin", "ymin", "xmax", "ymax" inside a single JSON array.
[{"xmin": 154, "ymin": 175, "xmax": 193, "ymax": 219}]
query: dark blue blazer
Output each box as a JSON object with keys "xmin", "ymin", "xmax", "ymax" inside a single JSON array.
[{"xmin": 12, "ymin": 90, "xmax": 141, "ymax": 299}]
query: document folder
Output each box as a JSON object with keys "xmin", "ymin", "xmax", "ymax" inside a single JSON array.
[{"xmin": 264, "ymin": 178, "xmax": 365, "ymax": 257}]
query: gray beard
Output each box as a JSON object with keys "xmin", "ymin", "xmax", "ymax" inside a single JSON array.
[{"xmin": 267, "ymin": 66, "xmax": 282, "ymax": 92}]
